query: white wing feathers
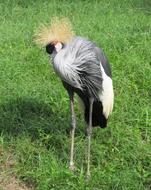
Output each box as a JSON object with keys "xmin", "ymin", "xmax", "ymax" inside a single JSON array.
[{"xmin": 99, "ymin": 63, "xmax": 114, "ymax": 119}]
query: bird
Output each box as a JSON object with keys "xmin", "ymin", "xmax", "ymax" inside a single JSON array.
[{"xmin": 35, "ymin": 17, "xmax": 114, "ymax": 178}]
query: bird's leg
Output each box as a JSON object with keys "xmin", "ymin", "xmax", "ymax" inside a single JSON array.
[
  {"xmin": 68, "ymin": 92, "xmax": 76, "ymax": 171},
  {"xmin": 86, "ymin": 97, "xmax": 94, "ymax": 179}
]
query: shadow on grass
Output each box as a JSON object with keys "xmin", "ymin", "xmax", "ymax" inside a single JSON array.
[
  {"xmin": 0, "ymin": 97, "xmax": 71, "ymax": 139},
  {"xmin": 0, "ymin": 97, "xmax": 86, "ymax": 163}
]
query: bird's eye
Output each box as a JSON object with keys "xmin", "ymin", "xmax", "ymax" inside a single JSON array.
[{"xmin": 46, "ymin": 43, "xmax": 55, "ymax": 54}]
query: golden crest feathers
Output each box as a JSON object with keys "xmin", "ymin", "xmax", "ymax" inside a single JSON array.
[{"xmin": 35, "ymin": 17, "xmax": 75, "ymax": 46}]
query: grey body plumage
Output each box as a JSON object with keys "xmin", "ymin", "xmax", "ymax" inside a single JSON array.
[{"xmin": 51, "ymin": 36, "xmax": 111, "ymax": 100}]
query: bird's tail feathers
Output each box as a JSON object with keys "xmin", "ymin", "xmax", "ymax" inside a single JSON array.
[{"xmin": 77, "ymin": 95, "xmax": 107, "ymax": 128}]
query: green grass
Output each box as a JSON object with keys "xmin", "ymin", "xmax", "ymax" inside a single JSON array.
[{"xmin": 0, "ymin": 0, "xmax": 151, "ymax": 189}]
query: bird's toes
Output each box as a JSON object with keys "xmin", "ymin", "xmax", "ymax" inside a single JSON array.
[
  {"xmin": 86, "ymin": 172, "xmax": 91, "ymax": 181},
  {"xmin": 69, "ymin": 164, "xmax": 76, "ymax": 172}
]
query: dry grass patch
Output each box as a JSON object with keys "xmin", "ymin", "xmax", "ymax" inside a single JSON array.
[{"xmin": 0, "ymin": 147, "xmax": 34, "ymax": 190}]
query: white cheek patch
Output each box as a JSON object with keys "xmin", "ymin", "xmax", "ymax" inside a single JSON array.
[
  {"xmin": 55, "ymin": 42, "xmax": 63, "ymax": 52},
  {"xmin": 99, "ymin": 63, "xmax": 114, "ymax": 119}
]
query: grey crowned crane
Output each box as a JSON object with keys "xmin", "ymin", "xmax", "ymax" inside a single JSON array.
[{"xmin": 35, "ymin": 18, "xmax": 114, "ymax": 178}]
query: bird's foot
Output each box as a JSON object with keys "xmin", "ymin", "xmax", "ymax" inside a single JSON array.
[
  {"xmin": 69, "ymin": 164, "xmax": 76, "ymax": 172},
  {"xmin": 86, "ymin": 171, "xmax": 91, "ymax": 181}
]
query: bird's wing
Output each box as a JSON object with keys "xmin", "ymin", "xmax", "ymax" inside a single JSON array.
[
  {"xmin": 81, "ymin": 42, "xmax": 114, "ymax": 118},
  {"xmin": 93, "ymin": 46, "xmax": 112, "ymax": 78},
  {"xmin": 69, "ymin": 37, "xmax": 104, "ymax": 99},
  {"xmin": 93, "ymin": 46, "xmax": 114, "ymax": 118}
]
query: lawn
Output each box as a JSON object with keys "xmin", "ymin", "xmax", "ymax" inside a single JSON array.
[{"xmin": 0, "ymin": 0, "xmax": 151, "ymax": 189}]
